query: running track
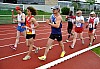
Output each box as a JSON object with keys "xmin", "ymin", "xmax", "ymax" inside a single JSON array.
[{"xmin": 0, "ymin": 22, "xmax": 100, "ymax": 69}]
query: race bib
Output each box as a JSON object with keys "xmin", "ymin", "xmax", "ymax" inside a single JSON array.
[
  {"xmin": 68, "ymin": 18, "xmax": 72, "ymax": 22},
  {"xmin": 18, "ymin": 23, "xmax": 21, "ymax": 26},
  {"xmin": 76, "ymin": 23, "xmax": 81, "ymax": 27},
  {"xmin": 89, "ymin": 23, "xmax": 93, "ymax": 28},
  {"xmin": 27, "ymin": 29, "xmax": 29, "ymax": 32}
]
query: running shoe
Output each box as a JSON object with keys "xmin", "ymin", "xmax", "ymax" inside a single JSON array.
[
  {"xmin": 60, "ymin": 51, "xmax": 66, "ymax": 58},
  {"xmin": 34, "ymin": 47, "xmax": 40, "ymax": 53},
  {"xmin": 49, "ymin": 46, "xmax": 53, "ymax": 50},
  {"xmin": 88, "ymin": 43, "xmax": 92, "ymax": 46},
  {"xmin": 38, "ymin": 56, "xmax": 46, "ymax": 61},
  {"xmin": 69, "ymin": 45, "xmax": 74, "ymax": 49},
  {"xmin": 66, "ymin": 39, "xmax": 69, "ymax": 42},
  {"xmin": 9, "ymin": 45, "xmax": 17, "ymax": 50},
  {"xmin": 23, "ymin": 55, "xmax": 31, "ymax": 60},
  {"xmin": 82, "ymin": 40, "xmax": 84, "ymax": 45}
]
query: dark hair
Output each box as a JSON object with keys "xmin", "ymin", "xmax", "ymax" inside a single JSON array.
[
  {"xmin": 27, "ymin": 6, "xmax": 37, "ymax": 15},
  {"xmin": 69, "ymin": 11, "xmax": 73, "ymax": 16}
]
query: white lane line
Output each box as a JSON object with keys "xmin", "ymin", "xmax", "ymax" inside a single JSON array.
[
  {"xmin": 0, "ymin": 35, "xmax": 100, "ymax": 60},
  {"xmin": 0, "ymin": 36, "xmax": 100, "ymax": 61},
  {"xmin": 1, "ymin": 24, "xmax": 100, "ymax": 33},
  {"xmin": 0, "ymin": 42, "xmax": 63, "ymax": 61},
  {"xmin": 0, "ymin": 29, "xmax": 100, "ymax": 41},
  {"xmin": 36, "ymin": 43, "xmax": 100, "ymax": 69},
  {"xmin": 0, "ymin": 37, "xmax": 47, "ymax": 48},
  {"xmin": 0, "ymin": 30, "xmax": 66, "ymax": 40},
  {"xmin": 0, "ymin": 28, "xmax": 50, "ymax": 33},
  {"xmin": 0, "ymin": 30, "xmax": 100, "ymax": 48},
  {"xmin": 0, "ymin": 32, "xmax": 86, "ymax": 47}
]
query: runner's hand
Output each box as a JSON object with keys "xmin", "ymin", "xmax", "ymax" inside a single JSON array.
[
  {"xmin": 46, "ymin": 19, "xmax": 50, "ymax": 24},
  {"xmin": 21, "ymin": 26, "xmax": 26, "ymax": 28},
  {"xmin": 11, "ymin": 9, "xmax": 14, "ymax": 12}
]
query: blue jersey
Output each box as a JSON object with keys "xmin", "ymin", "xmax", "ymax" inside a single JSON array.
[{"xmin": 50, "ymin": 14, "xmax": 62, "ymax": 34}]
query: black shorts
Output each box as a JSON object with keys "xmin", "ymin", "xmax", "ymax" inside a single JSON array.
[
  {"xmin": 26, "ymin": 34, "xmax": 36, "ymax": 39},
  {"xmin": 67, "ymin": 22, "xmax": 73, "ymax": 29},
  {"xmin": 49, "ymin": 34, "xmax": 62, "ymax": 41}
]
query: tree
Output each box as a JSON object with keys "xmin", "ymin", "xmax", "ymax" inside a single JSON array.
[
  {"xmin": 61, "ymin": 7, "xmax": 70, "ymax": 15},
  {"xmin": 85, "ymin": 0, "xmax": 97, "ymax": 10},
  {"xmin": 71, "ymin": 1, "xmax": 81, "ymax": 11}
]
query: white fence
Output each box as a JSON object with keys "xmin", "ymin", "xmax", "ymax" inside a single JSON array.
[{"xmin": 0, "ymin": 15, "xmax": 66, "ymax": 24}]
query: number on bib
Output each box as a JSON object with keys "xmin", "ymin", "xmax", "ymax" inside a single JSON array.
[
  {"xmin": 89, "ymin": 23, "xmax": 93, "ymax": 28},
  {"xmin": 76, "ymin": 23, "xmax": 81, "ymax": 27},
  {"xmin": 68, "ymin": 18, "xmax": 72, "ymax": 22}
]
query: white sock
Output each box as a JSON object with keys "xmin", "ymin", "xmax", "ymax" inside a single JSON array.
[
  {"xmin": 14, "ymin": 45, "xmax": 17, "ymax": 47},
  {"xmin": 90, "ymin": 43, "xmax": 92, "ymax": 45},
  {"xmin": 71, "ymin": 44, "xmax": 74, "ymax": 48}
]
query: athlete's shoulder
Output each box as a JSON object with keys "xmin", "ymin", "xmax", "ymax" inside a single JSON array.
[
  {"xmin": 22, "ymin": 13, "xmax": 25, "ymax": 16},
  {"xmin": 71, "ymin": 15, "xmax": 76, "ymax": 19},
  {"xmin": 80, "ymin": 15, "xmax": 84, "ymax": 18},
  {"xmin": 31, "ymin": 16, "xmax": 36, "ymax": 21},
  {"xmin": 58, "ymin": 15, "xmax": 62, "ymax": 20}
]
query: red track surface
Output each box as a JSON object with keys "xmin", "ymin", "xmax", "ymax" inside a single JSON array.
[{"xmin": 0, "ymin": 22, "xmax": 100, "ymax": 69}]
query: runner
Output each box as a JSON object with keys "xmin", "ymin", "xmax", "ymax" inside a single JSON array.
[
  {"xmin": 94, "ymin": 13, "xmax": 99, "ymax": 40},
  {"xmin": 10, "ymin": 6, "xmax": 26, "ymax": 50},
  {"xmin": 69, "ymin": 10, "xmax": 84, "ymax": 49},
  {"xmin": 22, "ymin": 6, "xmax": 40, "ymax": 60},
  {"xmin": 38, "ymin": 6, "xmax": 66, "ymax": 60},
  {"xmin": 86, "ymin": 11, "xmax": 99, "ymax": 46},
  {"xmin": 65, "ymin": 11, "xmax": 75, "ymax": 42}
]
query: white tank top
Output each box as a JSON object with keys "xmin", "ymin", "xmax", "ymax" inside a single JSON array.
[{"xmin": 17, "ymin": 13, "xmax": 25, "ymax": 26}]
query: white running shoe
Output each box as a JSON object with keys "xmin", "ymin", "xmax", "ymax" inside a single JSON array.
[
  {"xmin": 69, "ymin": 45, "xmax": 74, "ymax": 49},
  {"xmin": 9, "ymin": 45, "xmax": 17, "ymax": 50},
  {"xmin": 82, "ymin": 40, "xmax": 84, "ymax": 45},
  {"xmin": 23, "ymin": 55, "xmax": 31, "ymax": 61},
  {"xmin": 49, "ymin": 46, "xmax": 53, "ymax": 50},
  {"xmin": 66, "ymin": 39, "xmax": 69, "ymax": 42}
]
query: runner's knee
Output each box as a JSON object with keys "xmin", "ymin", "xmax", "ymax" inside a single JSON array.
[{"xmin": 16, "ymin": 36, "xmax": 20, "ymax": 39}]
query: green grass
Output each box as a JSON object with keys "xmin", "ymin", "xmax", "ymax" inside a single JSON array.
[
  {"xmin": 92, "ymin": 47, "xmax": 100, "ymax": 56},
  {"xmin": 0, "ymin": 16, "xmax": 13, "ymax": 24},
  {"xmin": 0, "ymin": 10, "xmax": 51, "ymax": 15},
  {"xmin": 37, "ymin": 10, "xmax": 51, "ymax": 15},
  {"xmin": 0, "ymin": 10, "xmax": 51, "ymax": 24}
]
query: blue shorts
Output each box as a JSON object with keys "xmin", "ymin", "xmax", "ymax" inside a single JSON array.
[{"xmin": 17, "ymin": 23, "xmax": 26, "ymax": 32}]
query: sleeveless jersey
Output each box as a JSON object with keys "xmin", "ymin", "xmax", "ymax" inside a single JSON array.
[
  {"xmin": 75, "ymin": 16, "xmax": 84, "ymax": 28},
  {"xmin": 26, "ymin": 16, "xmax": 35, "ymax": 34},
  {"xmin": 88, "ymin": 17, "xmax": 95, "ymax": 28},
  {"xmin": 50, "ymin": 14, "xmax": 62, "ymax": 34},
  {"xmin": 17, "ymin": 13, "xmax": 25, "ymax": 26},
  {"xmin": 67, "ymin": 15, "xmax": 76, "ymax": 23}
]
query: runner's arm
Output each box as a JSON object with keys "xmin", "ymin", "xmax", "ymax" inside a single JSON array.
[
  {"xmin": 49, "ymin": 16, "xmax": 61, "ymax": 28},
  {"xmin": 30, "ymin": 18, "xmax": 39, "ymax": 29},
  {"xmin": 11, "ymin": 10, "xmax": 17, "ymax": 18}
]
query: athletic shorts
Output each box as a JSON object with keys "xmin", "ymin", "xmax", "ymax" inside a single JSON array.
[
  {"xmin": 75, "ymin": 27, "xmax": 83, "ymax": 33},
  {"xmin": 49, "ymin": 34, "xmax": 62, "ymax": 41},
  {"xmin": 17, "ymin": 23, "xmax": 26, "ymax": 32},
  {"xmin": 26, "ymin": 34, "xmax": 36, "ymax": 39},
  {"xmin": 17, "ymin": 26, "xmax": 26, "ymax": 32},
  {"xmin": 88, "ymin": 28, "xmax": 96, "ymax": 34}
]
